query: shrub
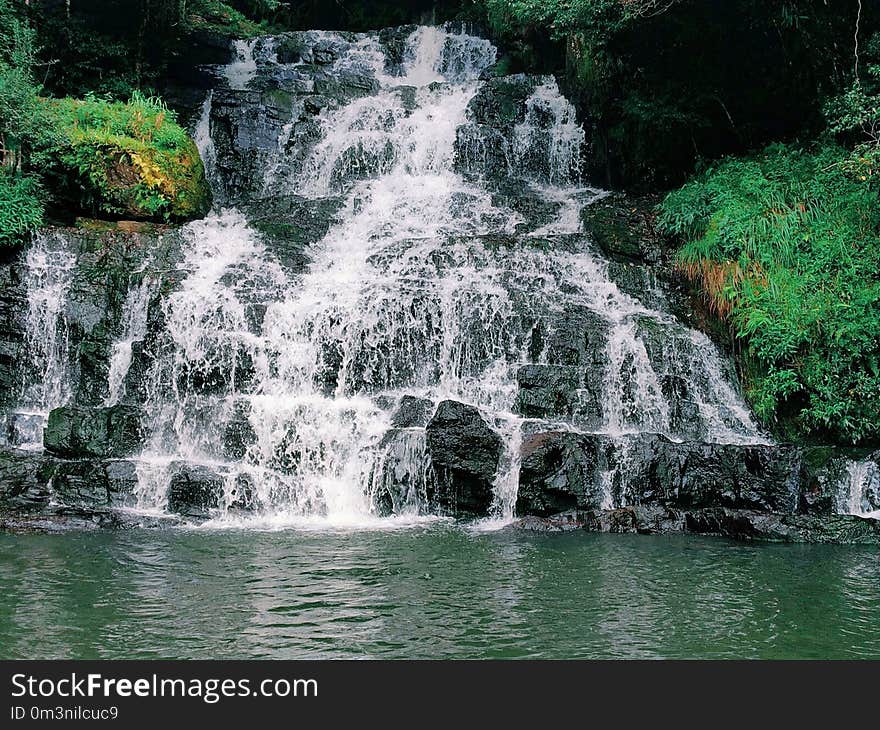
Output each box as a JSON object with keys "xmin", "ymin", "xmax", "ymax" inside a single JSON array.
[
  {"xmin": 0, "ymin": 172, "xmax": 43, "ymax": 247},
  {"xmin": 40, "ymin": 92, "xmax": 211, "ymax": 220},
  {"xmin": 658, "ymin": 144, "xmax": 880, "ymax": 443}
]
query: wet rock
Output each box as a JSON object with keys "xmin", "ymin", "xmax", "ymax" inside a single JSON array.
[
  {"xmin": 49, "ymin": 459, "xmax": 113, "ymax": 507},
  {"xmin": 369, "ymin": 427, "xmax": 430, "ymax": 517},
  {"xmin": 313, "ymin": 70, "xmax": 379, "ymax": 101},
  {"xmin": 580, "ymin": 192, "xmax": 662, "ymax": 264},
  {"xmin": 425, "ymin": 400, "xmax": 501, "ymax": 515},
  {"xmin": 0, "ymin": 505, "xmax": 181, "ymax": 533},
  {"xmin": 274, "ymin": 34, "xmax": 311, "ymax": 65},
  {"xmin": 390, "ymin": 395, "xmax": 435, "ymax": 428},
  {"xmin": 515, "ymin": 363, "xmax": 602, "ymax": 428},
  {"xmin": 167, "ymin": 465, "xmax": 224, "ymax": 519},
  {"xmin": 0, "ymin": 449, "xmax": 55, "ymax": 512},
  {"xmin": 0, "ymin": 254, "xmax": 27, "ymax": 409},
  {"xmin": 652, "ymin": 441, "xmax": 802, "ymax": 512},
  {"xmin": 243, "ymin": 196, "xmax": 344, "ymax": 272},
  {"xmin": 537, "ymin": 304, "xmax": 609, "ymax": 369},
  {"xmin": 516, "ymin": 431, "xmax": 604, "ymax": 516},
  {"xmin": 467, "ymin": 74, "xmax": 537, "ymax": 128},
  {"xmin": 685, "ymin": 508, "xmax": 880, "ymax": 545},
  {"xmin": 514, "ymin": 509, "xmax": 590, "ymax": 532},
  {"xmin": 222, "ymin": 403, "xmax": 256, "ymax": 460},
  {"xmin": 514, "ymin": 504, "xmax": 880, "ymax": 543},
  {"xmin": 0, "ymin": 447, "xmax": 138, "ymax": 518},
  {"xmin": 516, "ymin": 431, "xmax": 803, "ymax": 516},
  {"xmin": 378, "ymin": 26, "xmax": 418, "ymax": 75},
  {"xmin": 44, "ymin": 405, "xmax": 143, "ymax": 458}
]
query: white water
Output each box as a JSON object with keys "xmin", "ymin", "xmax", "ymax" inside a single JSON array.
[
  {"xmin": 193, "ymin": 92, "xmax": 216, "ymax": 189},
  {"xmin": 105, "ymin": 277, "xmax": 155, "ymax": 406},
  {"xmin": 96, "ymin": 26, "xmax": 765, "ymax": 526},
  {"xmin": 838, "ymin": 459, "xmax": 880, "ymax": 518},
  {"xmin": 224, "ymin": 39, "xmax": 258, "ymax": 90},
  {"xmin": 5, "ymin": 232, "xmax": 76, "ymax": 448}
]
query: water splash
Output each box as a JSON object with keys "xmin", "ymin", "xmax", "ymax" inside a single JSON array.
[
  {"xmin": 838, "ymin": 459, "xmax": 880, "ymax": 518},
  {"xmin": 4, "ymin": 232, "xmax": 76, "ymax": 448},
  {"xmin": 224, "ymin": 39, "xmax": 258, "ymax": 90},
  {"xmin": 513, "ymin": 78, "xmax": 586, "ymax": 185}
]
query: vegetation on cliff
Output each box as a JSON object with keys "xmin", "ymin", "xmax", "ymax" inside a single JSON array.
[
  {"xmin": 0, "ymin": 0, "xmax": 47, "ymax": 245},
  {"xmin": 41, "ymin": 93, "xmax": 210, "ymax": 220},
  {"xmin": 476, "ymin": 0, "xmax": 867, "ymax": 190},
  {"xmin": 0, "ymin": 1, "xmax": 210, "ymax": 245},
  {"xmin": 657, "ymin": 33, "xmax": 880, "ymax": 444}
]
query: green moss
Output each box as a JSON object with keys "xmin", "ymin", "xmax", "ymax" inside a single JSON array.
[{"xmin": 40, "ymin": 92, "xmax": 210, "ymax": 221}]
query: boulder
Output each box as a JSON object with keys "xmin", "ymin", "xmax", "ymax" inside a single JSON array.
[
  {"xmin": 515, "ymin": 431, "xmax": 803, "ymax": 516},
  {"xmin": 167, "ymin": 465, "xmax": 224, "ymax": 519},
  {"xmin": 425, "ymin": 400, "xmax": 502, "ymax": 515},
  {"xmin": 390, "ymin": 395, "xmax": 435, "ymax": 428},
  {"xmin": 44, "ymin": 405, "xmax": 143, "ymax": 458}
]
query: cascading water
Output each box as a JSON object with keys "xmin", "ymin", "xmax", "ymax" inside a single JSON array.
[
  {"xmin": 837, "ymin": 459, "xmax": 880, "ymax": 518},
  {"xmin": 3, "ymin": 233, "xmax": 76, "ymax": 448},
  {"xmin": 105, "ymin": 277, "xmax": 156, "ymax": 407},
  {"xmin": 224, "ymin": 38, "xmax": 259, "ymax": 90},
  {"xmin": 99, "ymin": 25, "xmax": 766, "ymax": 526}
]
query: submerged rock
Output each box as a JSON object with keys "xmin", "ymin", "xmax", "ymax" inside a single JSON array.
[{"xmin": 514, "ymin": 505, "xmax": 880, "ymax": 544}]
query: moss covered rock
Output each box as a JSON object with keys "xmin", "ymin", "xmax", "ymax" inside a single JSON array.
[{"xmin": 40, "ymin": 93, "xmax": 211, "ymax": 221}]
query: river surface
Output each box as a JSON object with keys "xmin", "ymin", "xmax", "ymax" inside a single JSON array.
[{"xmin": 1, "ymin": 528, "xmax": 878, "ymax": 659}]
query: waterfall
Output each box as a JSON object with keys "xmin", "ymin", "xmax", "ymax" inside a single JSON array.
[
  {"xmin": 224, "ymin": 39, "xmax": 258, "ymax": 90},
  {"xmin": 105, "ymin": 277, "xmax": 155, "ymax": 407},
  {"xmin": 82, "ymin": 25, "xmax": 766, "ymax": 527},
  {"xmin": 4, "ymin": 232, "xmax": 76, "ymax": 448},
  {"xmin": 193, "ymin": 92, "xmax": 216, "ymax": 189},
  {"xmin": 837, "ymin": 459, "xmax": 880, "ymax": 518}
]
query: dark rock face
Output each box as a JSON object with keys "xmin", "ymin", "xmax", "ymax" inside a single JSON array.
[
  {"xmin": 425, "ymin": 400, "xmax": 501, "ymax": 514},
  {"xmin": 513, "ymin": 430, "xmax": 880, "ymax": 543},
  {"xmin": 167, "ymin": 463, "xmax": 253, "ymax": 519},
  {"xmin": 44, "ymin": 405, "xmax": 143, "ymax": 459},
  {"xmin": 455, "ymin": 74, "xmax": 539, "ymax": 183},
  {"xmin": 222, "ymin": 403, "xmax": 257, "ymax": 460},
  {"xmin": 516, "ymin": 431, "xmax": 802, "ymax": 517},
  {"xmin": 168, "ymin": 465, "xmax": 224, "ymax": 519},
  {"xmin": 0, "ymin": 447, "xmax": 138, "ymax": 517},
  {"xmin": 514, "ymin": 506, "xmax": 880, "ymax": 545},
  {"xmin": 0, "ymin": 252, "xmax": 27, "ymax": 410},
  {"xmin": 241, "ymin": 196, "xmax": 344, "ymax": 274},
  {"xmin": 516, "ymin": 364, "xmax": 603, "ymax": 428},
  {"xmin": 580, "ymin": 192, "xmax": 662, "ymax": 264}
]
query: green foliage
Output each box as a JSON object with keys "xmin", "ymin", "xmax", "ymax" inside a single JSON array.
[
  {"xmin": 187, "ymin": 0, "xmax": 267, "ymax": 37},
  {"xmin": 658, "ymin": 144, "xmax": 880, "ymax": 443},
  {"xmin": 40, "ymin": 92, "xmax": 210, "ymax": 220},
  {"xmin": 0, "ymin": 0, "xmax": 51, "ymax": 161},
  {"xmin": 475, "ymin": 0, "xmax": 868, "ymax": 190},
  {"xmin": 0, "ymin": 172, "xmax": 43, "ymax": 247}
]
